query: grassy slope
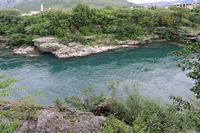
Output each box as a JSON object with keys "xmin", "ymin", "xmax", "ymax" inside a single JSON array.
[{"xmin": 11, "ymin": 0, "xmax": 134, "ymax": 12}]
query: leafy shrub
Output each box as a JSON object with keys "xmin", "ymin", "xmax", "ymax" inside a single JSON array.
[
  {"xmin": 0, "ymin": 75, "xmax": 18, "ymax": 98},
  {"xmin": 0, "ymin": 75, "xmax": 41, "ymax": 132},
  {"xmin": 0, "ymin": 121, "xmax": 19, "ymax": 133},
  {"xmin": 172, "ymin": 42, "xmax": 200, "ymax": 99},
  {"xmin": 65, "ymin": 85, "xmax": 105, "ymax": 111},
  {"xmin": 0, "ymin": 75, "xmax": 20, "ymax": 133},
  {"xmin": 115, "ymin": 22, "xmax": 144, "ymax": 40},
  {"xmin": 6, "ymin": 34, "xmax": 33, "ymax": 46},
  {"xmin": 53, "ymin": 97, "xmax": 64, "ymax": 112},
  {"xmin": 102, "ymin": 117, "xmax": 132, "ymax": 133},
  {"xmin": 79, "ymin": 26, "xmax": 91, "ymax": 35},
  {"xmin": 71, "ymin": 4, "xmax": 97, "ymax": 27},
  {"xmin": 0, "ymin": 10, "xmax": 21, "ymax": 35},
  {"xmin": 64, "ymin": 82, "xmax": 198, "ymax": 132},
  {"xmin": 59, "ymin": 33, "xmax": 88, "ymax": 45},
  {"xmin": 159, "ymin": 30, "xmax": 180, "ymax": 41}
]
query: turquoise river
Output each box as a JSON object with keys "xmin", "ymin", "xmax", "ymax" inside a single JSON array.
[{"xmin": 0, "ymin": 43, "xmax": 194, "ymax": 105}]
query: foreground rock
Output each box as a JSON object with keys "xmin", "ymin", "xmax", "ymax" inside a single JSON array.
[
  {"xmin": 13, "ymin": 46, "xmax": 40, "ymax": 57},
  {"xmin": 0, "ymin": 101, "xmax": 106, "ymax": 133}
]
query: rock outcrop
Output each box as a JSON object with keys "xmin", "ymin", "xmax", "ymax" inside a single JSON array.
[
  {"xmin": 93, "ymin": 97, "xmax": 112, "ymax": 117},
  {"xmin": 13, "ymin": 46, "xmax": 40, "ymax": 57},
  {"xmin": 0, "ymin": 101, "xmax": 106, "ymax": 133},
  {"xmin": 33, "ymin": 37, "xmax": 63, "ymax": 52},
  {"xmin": 11, "ymin": 35, "xmax": 167, "ymax": 58},
  {"xmin": 33, "ymin": 37, "xmax": 122, "ymax": 58},
  {"xmin": 54, "ymin": 43, "xmax": 121, "ymax": 58}
]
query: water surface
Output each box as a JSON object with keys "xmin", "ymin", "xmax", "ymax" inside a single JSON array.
[{"xmin": 0, "ymin": 43, "xmax": 194, "ymax": 105}]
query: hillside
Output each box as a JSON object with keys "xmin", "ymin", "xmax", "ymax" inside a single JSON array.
[
  {"xmin": 0, "ymin": 0, "xmax": 24, "ymax": 8},
  {"xmin": 9, "ymin": 0, "xmax": 134, "ymax": 12}
]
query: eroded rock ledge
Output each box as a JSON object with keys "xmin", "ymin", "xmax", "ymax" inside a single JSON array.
[
  {"xmin": 33, "ymin": 37, "xmax": 128, "ymax": 58},
  {"xmin": 0, "ymin": 101, "xmax": 106, "ymax": 133},
  {"xmin": 13, "ymin": 46, "xmax": 40, "ymax": 57},
  {"xmin": 13, "ymin": 36, "xmax": 165, "ymax": 58}
]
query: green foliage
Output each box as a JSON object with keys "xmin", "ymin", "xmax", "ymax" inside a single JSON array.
[
  {"xmin": 64, "ymin": 81, "xmax": 198, "ymax": 132},
  {"xmin": 159, "ymin": 30, "xmax": 179, "ymax": 40},
  {"xmin": 0, "ymin": 4, "xmax": 199, "ymax": 47},
  {"xmin": 53, "ymin": 97, "xmax": 64, "ymax": 112},
  {"xmin": 6, "ymin": 34, "xmax": 33, "ymax": 46},
  {"xmin": 0, "ymin": 75, "xmax": 19, "ymax": 98},
  {"xmin": 0, "ymin": 75, "xmax": 20, "ymax": 133},
  {"xmin": 0, "ymin": 10, "xmax": 21, "ymax": 35},
  {"xmin": 173, "ymin": 42, "xmax": 200, "ymax": 99},
  {"xmin": 65, "ymin": 85, "xmax": 105, "ymax": 111},
  {"xmin": 114, "ymin": 21, "xmax": 144, "ymax": 40},
  {"xmin": 170, "ymin": 96, "xmax": 191, "ymax": 111},
  {"xmin": 0, "ymin": 75, "xmax": 41, "ymax": 132},
  {"xmin": 72, "ymin": 4, "xmax": 96, "ymax": 27},
  {"xmin": 0, "ymin": 121, "xmax": 19, "ymax": 133},
  {"xmin": 102, "ymin": 117, "xmax": 132, "ymax": 133},
  {"xmin": 59, "ymin": 32, "xmax": 88, "ymax": 45},
  {"xmin": 0, "ymin": 5, "xmax": 199, "ymax": 47}
]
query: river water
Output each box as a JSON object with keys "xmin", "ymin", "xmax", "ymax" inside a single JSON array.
[{"xmin": 0, "ymin": 43, "xmax": 194, "ymax": 105}]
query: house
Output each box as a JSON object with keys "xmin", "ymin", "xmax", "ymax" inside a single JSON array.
[{"xmin": 174, "ymin": 0, "xmax": 199, "ymax": 10}]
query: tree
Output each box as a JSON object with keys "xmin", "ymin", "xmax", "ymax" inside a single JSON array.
[
  {"xmin": 115, "ymin": 22, "xmax": 144, "ymax": 40},
  {"xmin": 173, "ymin": 41, "xmax": 200, "ymax": 99},
  {"xmin": 71, "ymin": 4, "xmax": 97, "ymax": 27},
  {"xmin": 0, "ymin": 75, "xmax": 17, "ymax": 98},
  {"xmin": 0, "ymin": 10, "xmax": 21, "ymax": 34}
]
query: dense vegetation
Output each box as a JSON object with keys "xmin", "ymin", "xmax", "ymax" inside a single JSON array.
[
  {"xmin": 64, "ymin": 76, "xmax": 200, "ymax": 132},
  {"xmin": 0, "ymin": 4, "xmax": 199, "ymax": 46}
]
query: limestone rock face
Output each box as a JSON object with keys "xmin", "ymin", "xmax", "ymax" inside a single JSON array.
[
  {"xmin": 37, "ymin": 110, "xmax": 66, "ymax": 133},
  {"xmin": 13, "ymin": 46, "xmax": 39, "ymax": 57},
  {"xmin": 33, "ymin": 36, "xmax": 166, "ymax": 59},
  {"xmin": 33, "ymin": 37, "xmax": 121, "ymax": 58},
  {"xmin": 65, "ymin": 111, "xmax": 106, "ymax": 133},
  {"xmin": 0, "ymin": 101, "xmax": 106, "ymax": 133},
  {"xmin": 33, "ymin": 37, "xmax": 64, "ymax": 52}
]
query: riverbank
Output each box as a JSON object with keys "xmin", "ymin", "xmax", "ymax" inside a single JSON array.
[
  {"xmin": 7, "ymin": 36, "xmax": 167, "ymax": 58},
  {"xmin": 1, "ymin": 27, "xmax": 199, "ymax": 59}
]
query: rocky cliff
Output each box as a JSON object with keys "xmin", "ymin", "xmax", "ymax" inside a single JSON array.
[{"xmin": 0, "ymin": 101, "xmax": 106, "ymax": 133}]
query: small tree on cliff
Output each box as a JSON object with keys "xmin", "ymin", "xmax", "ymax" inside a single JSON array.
[{"xmin": 173, "ymin": 41, "xmax": 200, "ymax": 99}]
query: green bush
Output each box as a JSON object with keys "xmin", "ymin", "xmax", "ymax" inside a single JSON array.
[
  {"xmin": 59, "ymin": 33, "xmax": 88, "ymax": 45},
  {"xmin": 6, "ymin": 34, "xmax": 33, "ymax": 46},
  {"xmin": 71, "ymin": 4, "xmax": 97, "ymax": 27},
  {"xmin": 0, "ymin": 10, "xmax": 21, "ymax": 35},
  {"xmin": 65, "ymin": 85, "xmax": 105, "ymax": 111},
  {"xmin": 64, "ymin": 82, "xmax": 198, "ymax": 132},
  {"xmin": 102, "ymin": 117, "xmax": 133, "ymax": 133},
  {"xmin": 53, "ymin": 97, "xmax": 64, "ymax": 112},
  {"xmin": 115, "ymin": 22, "xmax": 144, "ymax": 40},
  {"xmin": 79, "ymin": 26, "xmax": 91, "ymax": 35},
  {"xmin": 0, "ymin": 5, "xmax": 199, "ymax": 46}
]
